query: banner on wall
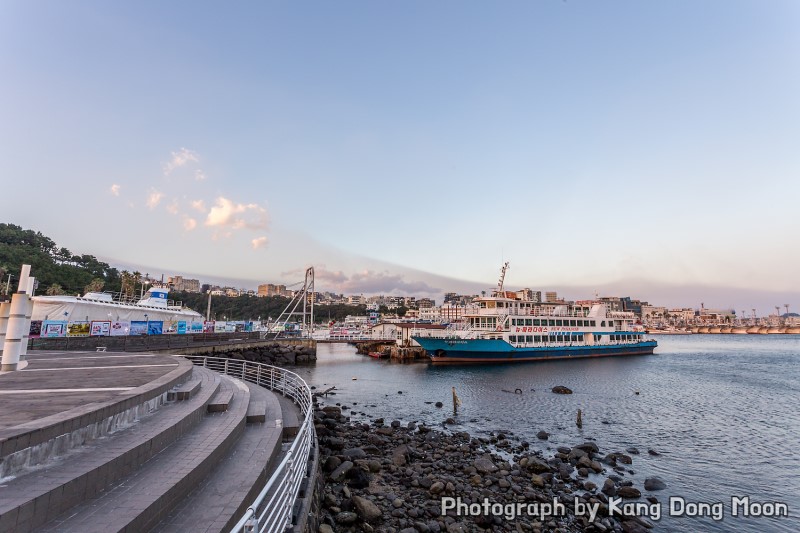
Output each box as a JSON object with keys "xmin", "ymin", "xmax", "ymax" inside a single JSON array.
[
  {"xmin": 42, "ymin": 320, "xmax": 67, "ymax": 337},
  {"xmin": 191, "ymin": 322, "xmax": 204, "ymax": 333},
  {"xmin": 147, "ymin": 321, "xmax": 163, "ymax": 335},
  {"xmin": 177, "ymin": 321, "xmax": 187, "ymax": 334},
  {"xmin": 29, "ymin": 320, "xmax": 42, "ymax": 338},
  {"xmin": 164, "ymin": 321, "xmax": 178, "ymax": 334},
  {"xmin": 130, "ymin": 321, "xmax": 148, "ymax": 336},
  {"xmin": 90, "ymin": 321, "xmax": 111, "ymax": 336},
  {"xmin": 214, "ymin": 321, "xmax": 227, "ymax": 333},
  {"xmin": 204, "ymin": 321, "xmax": 215, "ymax": 333},
  {"xmin": 67, "ymin": 321, "xmax": 90, "ymax": 337},
  {"xmin": 110, "ymin": 321, "xmax": 130, "ymax": 336}
]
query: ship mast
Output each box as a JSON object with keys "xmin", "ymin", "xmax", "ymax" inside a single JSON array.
[{"xmin": 496, "ymin": 262, "xmax": 510, "ymax": 295}]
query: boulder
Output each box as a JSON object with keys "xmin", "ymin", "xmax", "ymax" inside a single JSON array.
[
  {"xmin": 352, "ymin": 495, "xmax": 382, "ymax": 523},
  {"xmin": 617, "ymin": 486, "xmax": 642, "ymax": 499},
  {"xmin": 552, "ymin": 386, "xmax": 573, "ymax": 394},
  {"xmin": 644, "ymin": 477, "xmax": 666, "ymax": 491}
]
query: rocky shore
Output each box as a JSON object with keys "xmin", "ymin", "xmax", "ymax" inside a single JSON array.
[
  {"xmin": 218, "ymin": 341, "xmax": 316, "ymax": 365},
  {"xmin": 314, "ymin": 403, "xmax": 663, "ymax": 533}
]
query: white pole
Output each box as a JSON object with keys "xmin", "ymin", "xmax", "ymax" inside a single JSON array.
[
  {"xmin": 2, "ymin": 265, "xmax": 32, "ymax": 371},
  {"xmin": 20, "ymin": 277, "xmax": 35, "ymax": 357},
  {"xmin": 0, "ymin": 301, "xmax": 11, "ymax": 357}
]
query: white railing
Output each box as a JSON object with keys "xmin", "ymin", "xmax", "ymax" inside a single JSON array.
[{"xmin": 179, "ymin": 355, "xmax": 316, "ymax": 533}]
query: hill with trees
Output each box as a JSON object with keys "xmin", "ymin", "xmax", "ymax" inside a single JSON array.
[{"xmin": 1, "ymin": 223, "xmax": 370, "ymax": 323}]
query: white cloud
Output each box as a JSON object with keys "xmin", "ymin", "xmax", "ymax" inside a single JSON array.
[
  {"xmin": 166, "ymin": 200, "xmax": 179, "ymax": 215},
  {"xmin": 205, "ymin": 197, "xmax": 268, "ymax": 230},
  {"xmin": 146, "ymin": 190, "xmax": 164, "ymax": 210},
  {"xmin": 163, "ymin": 147, "xmax": 199, "ymax": 175},
  {"xmin": 191, "ymin": 200, "xmax": 207, "ymax": 213},
  {"xmin": 110, "ymin": 184, "xmax": 121, "ymax": 196},
  {"xmin": 183, "ymin": 217, "xmax": 197, "ymax": 231},
  {"xmin": 251, "ymin": 236, "xmax": 268, "ymax": 250}
]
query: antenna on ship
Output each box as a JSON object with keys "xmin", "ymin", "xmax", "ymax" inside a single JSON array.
[{"xmin": 496, "ymin": 262, "xmax": 510, "ymax": 295}]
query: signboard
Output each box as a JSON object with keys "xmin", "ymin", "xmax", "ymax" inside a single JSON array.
[
  {"xmin": 90, "ymin": 321, "xmax": 111, "ymax": 337},
  {"xmin": 130, "ymin": 321, "xmax": 148, "ymax": 336},
  {"xmin": 42, "ymin": 320, "xmax": 67, "ymax": 338},
  {"xmin": 214, "ymin": 321, "xmax": 227, "ymax": 333},
  {"xmin": 204, "ymin": 321, "xmax": 215, "ymax": 333},
  {"xmin": 110, "ymin": 321, "xmax": 130, "ymax": 336},
  {"xmin": 176, "ymin": 321, "xmax": 187, "ymax": 334},
  {"xmin": 67, "ymin": 321, "xmax": 90, "ymax": 337},
  {"xmin": 147, "ymin": 321, "xmax": 163, "ymax": 335},
  {"xmin": 190, "ymin": 321, "xmax": 204, "ymax": 333},
  {"xmin": 164, "ymin": 321, "xmax": 178, "ymax": 334},
  {"xmin": 29, "ymin": 320, "xmax": 42, "ymax": 338}
]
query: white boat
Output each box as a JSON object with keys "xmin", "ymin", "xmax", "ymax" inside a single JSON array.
[{"xmin": 32, "ymin": 286, "xmax": 203, "ymax": 324}]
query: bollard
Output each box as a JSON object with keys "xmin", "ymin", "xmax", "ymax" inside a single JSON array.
[
  {"xmin": 0, "ymin": 301, "xmax": 11, "ymax": 357},
  {"xmin": 576, "ymin": 409, "xmax": 583, "ymax": 428}
]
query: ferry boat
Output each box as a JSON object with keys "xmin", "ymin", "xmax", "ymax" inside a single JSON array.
[{"xmin": 412, "ymin": 263, "xmax": 657, "ymax": 364}]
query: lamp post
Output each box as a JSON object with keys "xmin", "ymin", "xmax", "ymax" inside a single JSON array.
[{"xmin": 144, "ymin": 313, "xmax": 149, "ymax": 335}]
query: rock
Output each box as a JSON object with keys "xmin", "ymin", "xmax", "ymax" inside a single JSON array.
[
  {"xmin": 391, "ymin": 420, "xmax": 402, "ymax": 428},
  {"xmin": 435, "ymin": 402, "xmax": 443, "ymax": 408},
  {"xmin": 335, "ymin": 511, "xmax": 358, "ymax": 525},
  {"xmin": 473, "ymin": 456, "xmax": 498, "ymax": 474},
  {"xmin": 319, "ymin": 524, "xmax": 334, "ymax": 533},
  {"xmin": 324, "ymin": 456, "xmax": 342, "ymax": 472},
  {"xmin": 626, "ymin": 447, "xmax": 640, "ymax": 455},
  {"xmin": 329, "ymin": 460, "xmax": 353, "ymax": 481},
  {"xmin": 575, "ymin": 442, "xmax": 600, "ymax": 454},
  {"xmin": 445, "ymin": 418, "xmax": 456, "ymax": 425},
  {"xmin": 342, "ymin": 447, "xmax": 367, "ymax": 459},
  {"xmin": 616, "ymin": 454, "xmax": 633, "ymax": 465},
  {"xmin": 536, "ymin": 430, "xmax": 549, "ymax": 440},
  {"xmin": 346, "ymin": 467, "xmax": 371, "ymax": 489},
  {"xmin": 525, "ymin": 457, "xmax": 551, "ymax": 474},
  {"xmin": 644, "ymin": 477, "xmax": 666, "ymax": 491},
  {"xmin": 551, "ymin": 386, "xmax": 573, "ymax": 394},
  {"xmin": 647, "ymin": 449, "xmax": 661, "ymax": 456},
  {"xmin": 617, "ymin": 486, "xmax": 642, "ymax": 499},
  {"xmin": 429, "ymin": 481, "xmax": 445, "ymax": 494},
  {"xmin": 602, "ymin": 479, "xmax": 617, "ymax": 496},
  {"xmin": 530, "ymin": 474, "xmax": 545, "ymax": 487},
  {"xmin": 352, "ymin": 495, "xmax": 382, "ymax": 523}
]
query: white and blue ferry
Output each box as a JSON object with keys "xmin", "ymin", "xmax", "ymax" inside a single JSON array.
[{"xmin": 413, "ymin": 264, "xmax": 657, "ymax": 364}]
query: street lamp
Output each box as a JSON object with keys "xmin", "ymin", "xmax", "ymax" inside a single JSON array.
[{"xmin": 144, "ymin": 313, "xmax": 149, "ymax": 335}]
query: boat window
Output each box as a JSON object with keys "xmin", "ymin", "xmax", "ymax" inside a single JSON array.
[
  {"xmin": 556, "ymin": 319, "xmax": 562, "ymax": 326},
  {"xmin": 601, "ymin": 321, "xmax": 605, "ymax": 327},
  {"xmin": 525, "ymin": 319, "xmax": 532, "ymax": 326},
  {"xmin": 570, "ymin": 320, "xmax": 576, "ymax": 327},
  {"xmin": 549, "ymin": 319, "xmax": 555, "ymax": 326},
  {"xmin": 590, "ymin": 320, "xmax": 596, "ymax": 327},
  {"xmin": 510, "ymin": 335, "xmax": 516, "ymax": 342},
  {"xmin": 533, "ymin": 319, "xmax": 540, "ymax": 326},
  {"xmin": 526, "ymin": 335, "xmax": 533, "ymax": 342}
]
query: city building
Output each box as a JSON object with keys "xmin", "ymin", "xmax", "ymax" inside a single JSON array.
[{"xmin": 168, "ymin": 276, "xmax": 201, "ymax": 293}]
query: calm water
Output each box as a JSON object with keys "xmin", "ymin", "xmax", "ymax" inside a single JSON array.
[{"xmin": 297, "ymin": 335, "xmax": 800, "ymax": 532}]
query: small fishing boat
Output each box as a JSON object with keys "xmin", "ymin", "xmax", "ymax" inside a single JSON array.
[{"xmin": 368, "ymin": 351, "xmax": 388, "ymax": 359}]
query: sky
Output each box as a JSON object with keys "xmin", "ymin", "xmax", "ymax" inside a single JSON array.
[{"xmin": 1, "ymin": 1, "xmax": 798, "ymax": 314}]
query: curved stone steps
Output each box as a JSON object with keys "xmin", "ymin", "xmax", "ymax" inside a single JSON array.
[
  {"xmin": 0, "ymin": 366, "xmax": 221, "ymax": 533},
  {"xmin": 152, "ymin": 381, "xmax": 285, "ymax": 533},
  {"xmin": 40, "ymin": 374, "xmax": 250, "ymax": 533}
]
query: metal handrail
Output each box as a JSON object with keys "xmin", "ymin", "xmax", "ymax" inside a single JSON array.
[{"xmin": 179, "ymin": 355, "xmax": 316, "ymax": 533}]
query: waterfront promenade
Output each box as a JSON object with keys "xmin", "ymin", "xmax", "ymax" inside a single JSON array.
[{"xmin": 0, "ymin": 350, "xmax": 315, "ymax": 533}]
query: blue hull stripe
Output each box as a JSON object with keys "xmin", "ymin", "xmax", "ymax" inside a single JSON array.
[{"xmin": 412, "ymin": 337, "xmax": 657, "ymax": 364}]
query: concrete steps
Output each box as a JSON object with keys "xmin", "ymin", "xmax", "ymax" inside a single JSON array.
[
  {"xmin": 41, "ymin": 374, "xmax": 250, "ymax": 533},
  {"xmin": 0, "ymin": 353, "xmax": 308, "ymax": 533},
  {"xmin": 152, "ymin": 381, "xmax": 285, "ymax": 533}
]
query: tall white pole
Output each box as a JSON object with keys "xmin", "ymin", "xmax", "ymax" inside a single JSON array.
[
  {"xmin": 0, "ymin": 301, "xmax": 11, "ymax": 358},
  {"xmin": 20, "ymin": 277, "xmax": 35, "ymax": 357},
  {"xmin": 2, "ymin": 265, "xmax": 31, "ymax": 371}
]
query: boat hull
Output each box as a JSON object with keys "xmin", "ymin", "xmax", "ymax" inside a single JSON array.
[{"xmin": 414, "ymin": 338, "xmax": 657, "ymax": 364}]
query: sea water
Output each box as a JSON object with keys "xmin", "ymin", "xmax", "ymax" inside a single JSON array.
[{"xmin": 297, "ymin": 335, "xmax": 799, "ymax": 532}]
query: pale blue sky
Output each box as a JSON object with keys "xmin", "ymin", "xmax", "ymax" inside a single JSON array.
[{"xmin": 1, "ymin": 1, "xmax": 798, "ymax": 312}]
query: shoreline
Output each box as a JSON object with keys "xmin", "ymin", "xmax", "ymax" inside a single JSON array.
[{"xmin": 314, "ymin": 400, "xmax": 662, "ymax": 533}]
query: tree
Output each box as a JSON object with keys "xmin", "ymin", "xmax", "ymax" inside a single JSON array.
[
  {"xmin": 84, "ymin": 278, "xmax": 105, "ymax": 294},
  {"xmin": 46, "ymin": 283, "xmax": 65, "ymax": 295}
]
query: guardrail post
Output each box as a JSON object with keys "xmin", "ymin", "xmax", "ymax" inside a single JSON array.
[{"xmin": 257, "ymin": 364, "xmax": 261, "ymax": 386}]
